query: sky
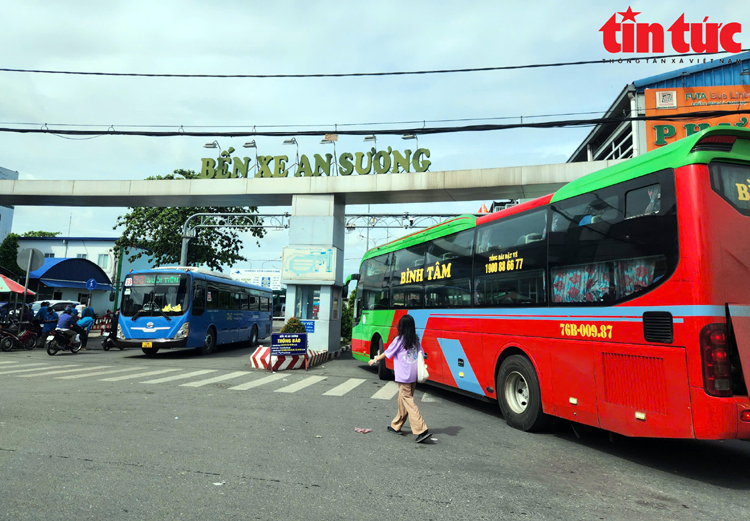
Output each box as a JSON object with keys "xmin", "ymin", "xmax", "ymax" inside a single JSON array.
[{"xmin": 0, "ymin": 0, "xmax": 746, "ymax": 278}]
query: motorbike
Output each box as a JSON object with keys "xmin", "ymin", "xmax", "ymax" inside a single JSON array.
[
  {"xmin": 101, "ymin": 312, "xmax": 124, "ymax": 351},
  {"xmin": 0, "ymin": 321, "xmax": 39, "ymax": 352},
  {"xmin": 46, "ymin": 328, "xmax": 82, "ymax": 356}
]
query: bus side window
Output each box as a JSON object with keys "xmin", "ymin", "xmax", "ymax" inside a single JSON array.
[
  {"xmin": 207, "ymin": 286, "xmax": 218, "ymax": 310},
  {"xmin": 241, "ymin": 294, "xmax": 249, "ymax": 310},
  {"xmin": 219, "ymin": 291, "xmax": 230, "ymax": 309},
  {"xmin": 230, "ymin": 293, "xmax": 241, "ymax": 310},
  {"xmin": 249, "ymin": 294, "xmax": 259, "ymax": 311},
  {"xmin": 192, "ymin": 282, "xmax": 206, "ymax": 315}
]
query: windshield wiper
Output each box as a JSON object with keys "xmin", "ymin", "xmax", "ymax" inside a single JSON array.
[
  {"xmin": 155, "ymin": 308, "xmax": 171, "ymax": 321},
  {"xmin": 132, "ymin": 308, "xmax": 145, "ymax": 321}
]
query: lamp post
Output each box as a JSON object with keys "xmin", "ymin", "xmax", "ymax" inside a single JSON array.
[
  {"xmin": 320, "ymin": 136, "xmax": 339, "ymax": 174},
  {"xmin": 204, "ymin": 140, "xmax": 221, "ymax": 151},
  {"xmin": 283, "ymin": 138, "xmax": 299, "ymax": 173},
  {"xmin": 401, "ymin": 133, "xmax": 418, "ymax": 151},
  {"xmin": 243, "ymin": 140, "xmax": 259, "ymax": 176}
]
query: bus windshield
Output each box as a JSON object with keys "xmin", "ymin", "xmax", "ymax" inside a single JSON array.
[{"xmin": 121, "ymin": 273, "xmax": 190, "ymax": 317}]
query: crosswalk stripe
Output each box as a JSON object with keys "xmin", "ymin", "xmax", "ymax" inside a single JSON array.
[
  {"xmin": 0, "ymin": 364, "xmax": 67, "ymax": 374},
  {"xmin": 18, "ymin": 365, "xmax": 112, "ymax": 378},
  {"xmin": 228, "ymin": 372, "xmax": 285, "ymax": 391},
  {"xmin": 180, "ymin": 371, "xmax": 252, "ymax": 387},
  {"xmin": 57, "ymin": 367, "xmax": 143, "ymax": 379},
  {"xmin": 0, "ymin": 361, "xmax": 20, "ymax": 365},
  {"xmin": 420, "ymin": 391, "xmax": 442, "ymax": 403},
  {"xmin": 371, "ymin": 381, "xmax": 400, "ymax": 400},
  {"xmin": 275, "ymin": 375, "xmax": 327, "ymax": 393},
  {"xmin": 99, "ymin": 368, "xmax": 181, "ymax": 382},
  {"xmin": 323, "ymin": 378, "xmax": 366, "ymax": 396},
  {"xmin": 141, "ymin": 370, "xmax": 217, "ymax": 384}
]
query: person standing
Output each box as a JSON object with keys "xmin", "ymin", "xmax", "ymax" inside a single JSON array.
[
  {"xmin": 77, "ymin": 309, "xmax": 95, "ymax": 349},
  {"xmin": 368, "ymin": 314, "xmax": 431, "ymax": 443}
]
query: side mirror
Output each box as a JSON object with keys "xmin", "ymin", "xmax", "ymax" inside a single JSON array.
[{"xmin": 109, "ymin": 291, "xmax": 115, "ymax": 302}]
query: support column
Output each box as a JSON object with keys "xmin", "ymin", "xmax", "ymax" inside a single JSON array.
[{"xmin": 282, "ymin": 194, "xmax": 345, "ymax": 352}]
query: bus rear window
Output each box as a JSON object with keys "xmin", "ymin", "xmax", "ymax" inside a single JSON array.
[{"xmin": 710, "ymin": 163, "xmax": 750, "ymax": 216}]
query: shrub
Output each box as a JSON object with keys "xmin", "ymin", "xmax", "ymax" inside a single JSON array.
[{"xmin": 280, "ymin": 316, "xmax": 307, "ymax": 334}]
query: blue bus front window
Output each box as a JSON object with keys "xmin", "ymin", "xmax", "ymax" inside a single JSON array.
[{"xmin": 122, "ymin": 273, "xmax": 189, "ymax": 317}]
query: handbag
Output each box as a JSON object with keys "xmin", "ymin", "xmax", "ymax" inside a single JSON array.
[{"xmin": 417, "ymin": 350, "xmax": 429, "ymax": 384}]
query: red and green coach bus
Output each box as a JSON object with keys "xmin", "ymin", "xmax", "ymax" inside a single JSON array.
[{"xmin": 349, "ymin": 126, "xmax": 750, "ymax": 440}]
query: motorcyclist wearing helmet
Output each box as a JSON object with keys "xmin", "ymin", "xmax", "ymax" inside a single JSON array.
[{"xmin": 56, "ymin": 307, "xmax": 85, "ymax": 345}]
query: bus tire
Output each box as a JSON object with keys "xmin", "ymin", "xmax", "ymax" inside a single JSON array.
[
  {"xmin": 200, "ymin": 327, "xmax": 216, "ymax": 356},
  {"xmin": 496, "ymin": 355, "xmax": 550, "ymax": 432},
  {"xmin": 249, "ymin": 325, "xmax": 258, "ymax": 347},
  {"xmin": 142, "ymin": 347, "xmax": 160, "ymax": 357},
  {"xmin": 374, "ymin": 337, "xmax": 392, "ymax": 381}
]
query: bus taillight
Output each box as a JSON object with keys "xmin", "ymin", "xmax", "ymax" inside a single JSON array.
[
  {"xmin": 700, "ymin": 323, "xmax": 732, "ymax": 397},
  {"xmin": 691, "ymin": 135, "xmax": 737, "ymax": 153}
]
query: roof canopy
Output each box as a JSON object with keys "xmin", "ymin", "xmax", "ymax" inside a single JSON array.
[{"xmin": 29, "ymin": 258, "xmax": 113, "ymax": 292}]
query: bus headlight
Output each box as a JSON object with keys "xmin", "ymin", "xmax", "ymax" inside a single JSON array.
[
  {"xmin": 117, "ymin": 324, "xmax": 124, "ymax": 340},
  {"xmin": 174, "ymin": 322, "xmax": 189, "ymax": 340}
]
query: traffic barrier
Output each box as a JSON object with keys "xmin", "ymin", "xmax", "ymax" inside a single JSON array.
[
  {"xmin": 92, "ymin": 316, "xmax": 112, "ymax": 331},
  {"xmin": 249, "ymin": 344, "xmax": 351, "ymax": 371}
]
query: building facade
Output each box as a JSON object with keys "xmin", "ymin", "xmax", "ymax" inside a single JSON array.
[
  {"xmin": 0, "ymin": 166, "xmax": 18, "ymax": 243},
  {"xmin": 568, "ymin": 51, "xmax": 750, "ymax": 163}
]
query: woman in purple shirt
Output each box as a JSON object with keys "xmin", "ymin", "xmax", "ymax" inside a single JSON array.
[{"xmin": 369, "ymin": 314, "xmax": 431, "ymax": 443}]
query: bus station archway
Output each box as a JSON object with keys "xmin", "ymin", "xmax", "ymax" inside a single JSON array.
[{"xmin": 0, "ymin": 160, "xmax": 619, "ymax": 351}]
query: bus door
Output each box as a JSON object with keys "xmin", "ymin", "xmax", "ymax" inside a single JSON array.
[{"xmin": 190, "ymin": 279, "xmax": 207, "ymax": 347}]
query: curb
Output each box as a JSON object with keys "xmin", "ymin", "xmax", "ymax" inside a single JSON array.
[{"xmin": 249, "ymin": 344, "xmax": 352, "ymax": 371}]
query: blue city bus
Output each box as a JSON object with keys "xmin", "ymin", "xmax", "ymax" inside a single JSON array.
[{"xmin": 117, "ymin": 267, "xmax": 273, "ymax": 356}]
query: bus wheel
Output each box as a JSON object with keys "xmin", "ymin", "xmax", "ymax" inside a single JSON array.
[
  {"xmin": 142, "ymin": 347, "xmax": 160, "ymax": 357},
  {"xmin": 496, "ymin": 355, "xmax": 550, "ymax": 432},
  {"xmin": 249, "ymin": 325, "xmax": 258, "ymax": 347},
  {"xmin": 375, "ymin": 337, "xmax": 392, "ymax": 381},
  {"xmin": 200, "ymin": 328, "xmax": 216, "ymax": 356}
]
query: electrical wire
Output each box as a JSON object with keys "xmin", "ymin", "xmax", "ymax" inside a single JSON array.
[
  {"xmin": 0, "ymin": 49, "xmax": 745, "ymax": 79},
  {"xmin": 0, "ymin": 104, "xmax": 740, "ymax": 134},
  {"xmin": 0, "ymin": 108, "xmax": 748, "ymax": 138}
]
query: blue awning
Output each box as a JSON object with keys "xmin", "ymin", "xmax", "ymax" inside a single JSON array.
[
  {"xmin": 30, "ymin": 258, "xmax": 113, "ymax": 292},
  {"xmin": 39, "ymin": 279, "xmax": 113, "ymax": 292}
]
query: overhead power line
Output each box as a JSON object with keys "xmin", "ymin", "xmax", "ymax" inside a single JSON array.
[
  {"xmin": 0, "ymin": 50, "xmax": 745, "ymax": 79},
  {"xmin": 1, "ymin": 108, "xmax": 748, "ymax": 138}
]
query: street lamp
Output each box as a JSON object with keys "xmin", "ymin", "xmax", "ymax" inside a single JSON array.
[
  {"xmin": 364, "ymin": 135, "xmax": 377, "ymax": 146},
  {"xmin": 204, "ymin": 140, "xmax": 221, "ymax": 150},
  {"xmin": 243, "ymin": 140, "xmax": 259, "ymax": 176},
  {"xmin": 320, "ymin": 137, "xmax": 339, "ymax": 174},
  {"xmin": 402, "ymin": 133, "xmax": 419, "ymax": 150},
  {"xmin": 283, "ymin": 137, "xmax": 299, "ymax": 171}
]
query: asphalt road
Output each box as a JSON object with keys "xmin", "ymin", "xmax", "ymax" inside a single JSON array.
[{"xmin": 2, "ymin": 339, "xmax": 750, "ymax": 521}]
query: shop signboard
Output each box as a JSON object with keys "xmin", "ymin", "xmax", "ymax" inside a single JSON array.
[{"xmin": 645, "ymin": 85, "xmax": 750, "ymax": 151}]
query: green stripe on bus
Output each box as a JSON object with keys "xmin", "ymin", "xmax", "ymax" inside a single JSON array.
[
  {"xmin": 362, "ymin": 215, "xmax": 477, "ymax": 261},
  {"xmin": 552, "ymin": 126, "xmax": 750, "ymax": 203}
]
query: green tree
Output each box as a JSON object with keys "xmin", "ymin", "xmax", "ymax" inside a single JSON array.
[
  {"xmin": 341, "ymin": 287, "xmax": 356, "ymax": 341},
  {"xmin": 280, "ymin": 317, "xmax": 307, "ymax": 334},
  {"xmin": 21, "ymin": 231, "xmax": 61, "ymax": 238},
  {"xmin": 0, "ymin": 233, "xmax": 23, "ymax": 277},
  {"xmin": 114, "ymin": 169, "xmax": 265, "ymax": 272}
]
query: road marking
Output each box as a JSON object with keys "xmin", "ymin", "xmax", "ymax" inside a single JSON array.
[
  {"xmin": 18, "ymin": 365, "xmax": 112, "ymax": 378},
  {"xmin": 371, "ymin": 381, "xmax": 400, "ymax": 400},
  {"xmin": 57, "ymin": 367, "xmax": 143, "ymax": 379},
  {"xmin": 228, "ymin": 372, "xmax": 285, "ymax": 391},
  {"xmin": 323, "ymin": 378, "xmax": 366, "ymax": 396},
  {"xmin": 420, "ymin": 391, "xmax": 442, "ymax": 403},
  {"xmin": 0, "ymin": 364, "xmax": 69, "ymax": 375},
  {"xmin": 0, "ymin": 361, "xmax": 20, "ymax": 365},
  {"xmin": 275, "ymin": 375, "xmax": 327, "ymax": 393},
  {"xmin": 141, "ymin": 370, "xmax": 217, "ymax": 384},
  {"xmin": 99, "ymin": 368, "xmax": 181, "ymax": 382},
  {"xmin": 181, "ymin": 371, "xmax": 252, "ymax": 387}
]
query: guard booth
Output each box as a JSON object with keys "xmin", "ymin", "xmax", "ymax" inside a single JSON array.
[{"xmin": 281, "ymin": 195, "xmax": 344, "ymax": 352}]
